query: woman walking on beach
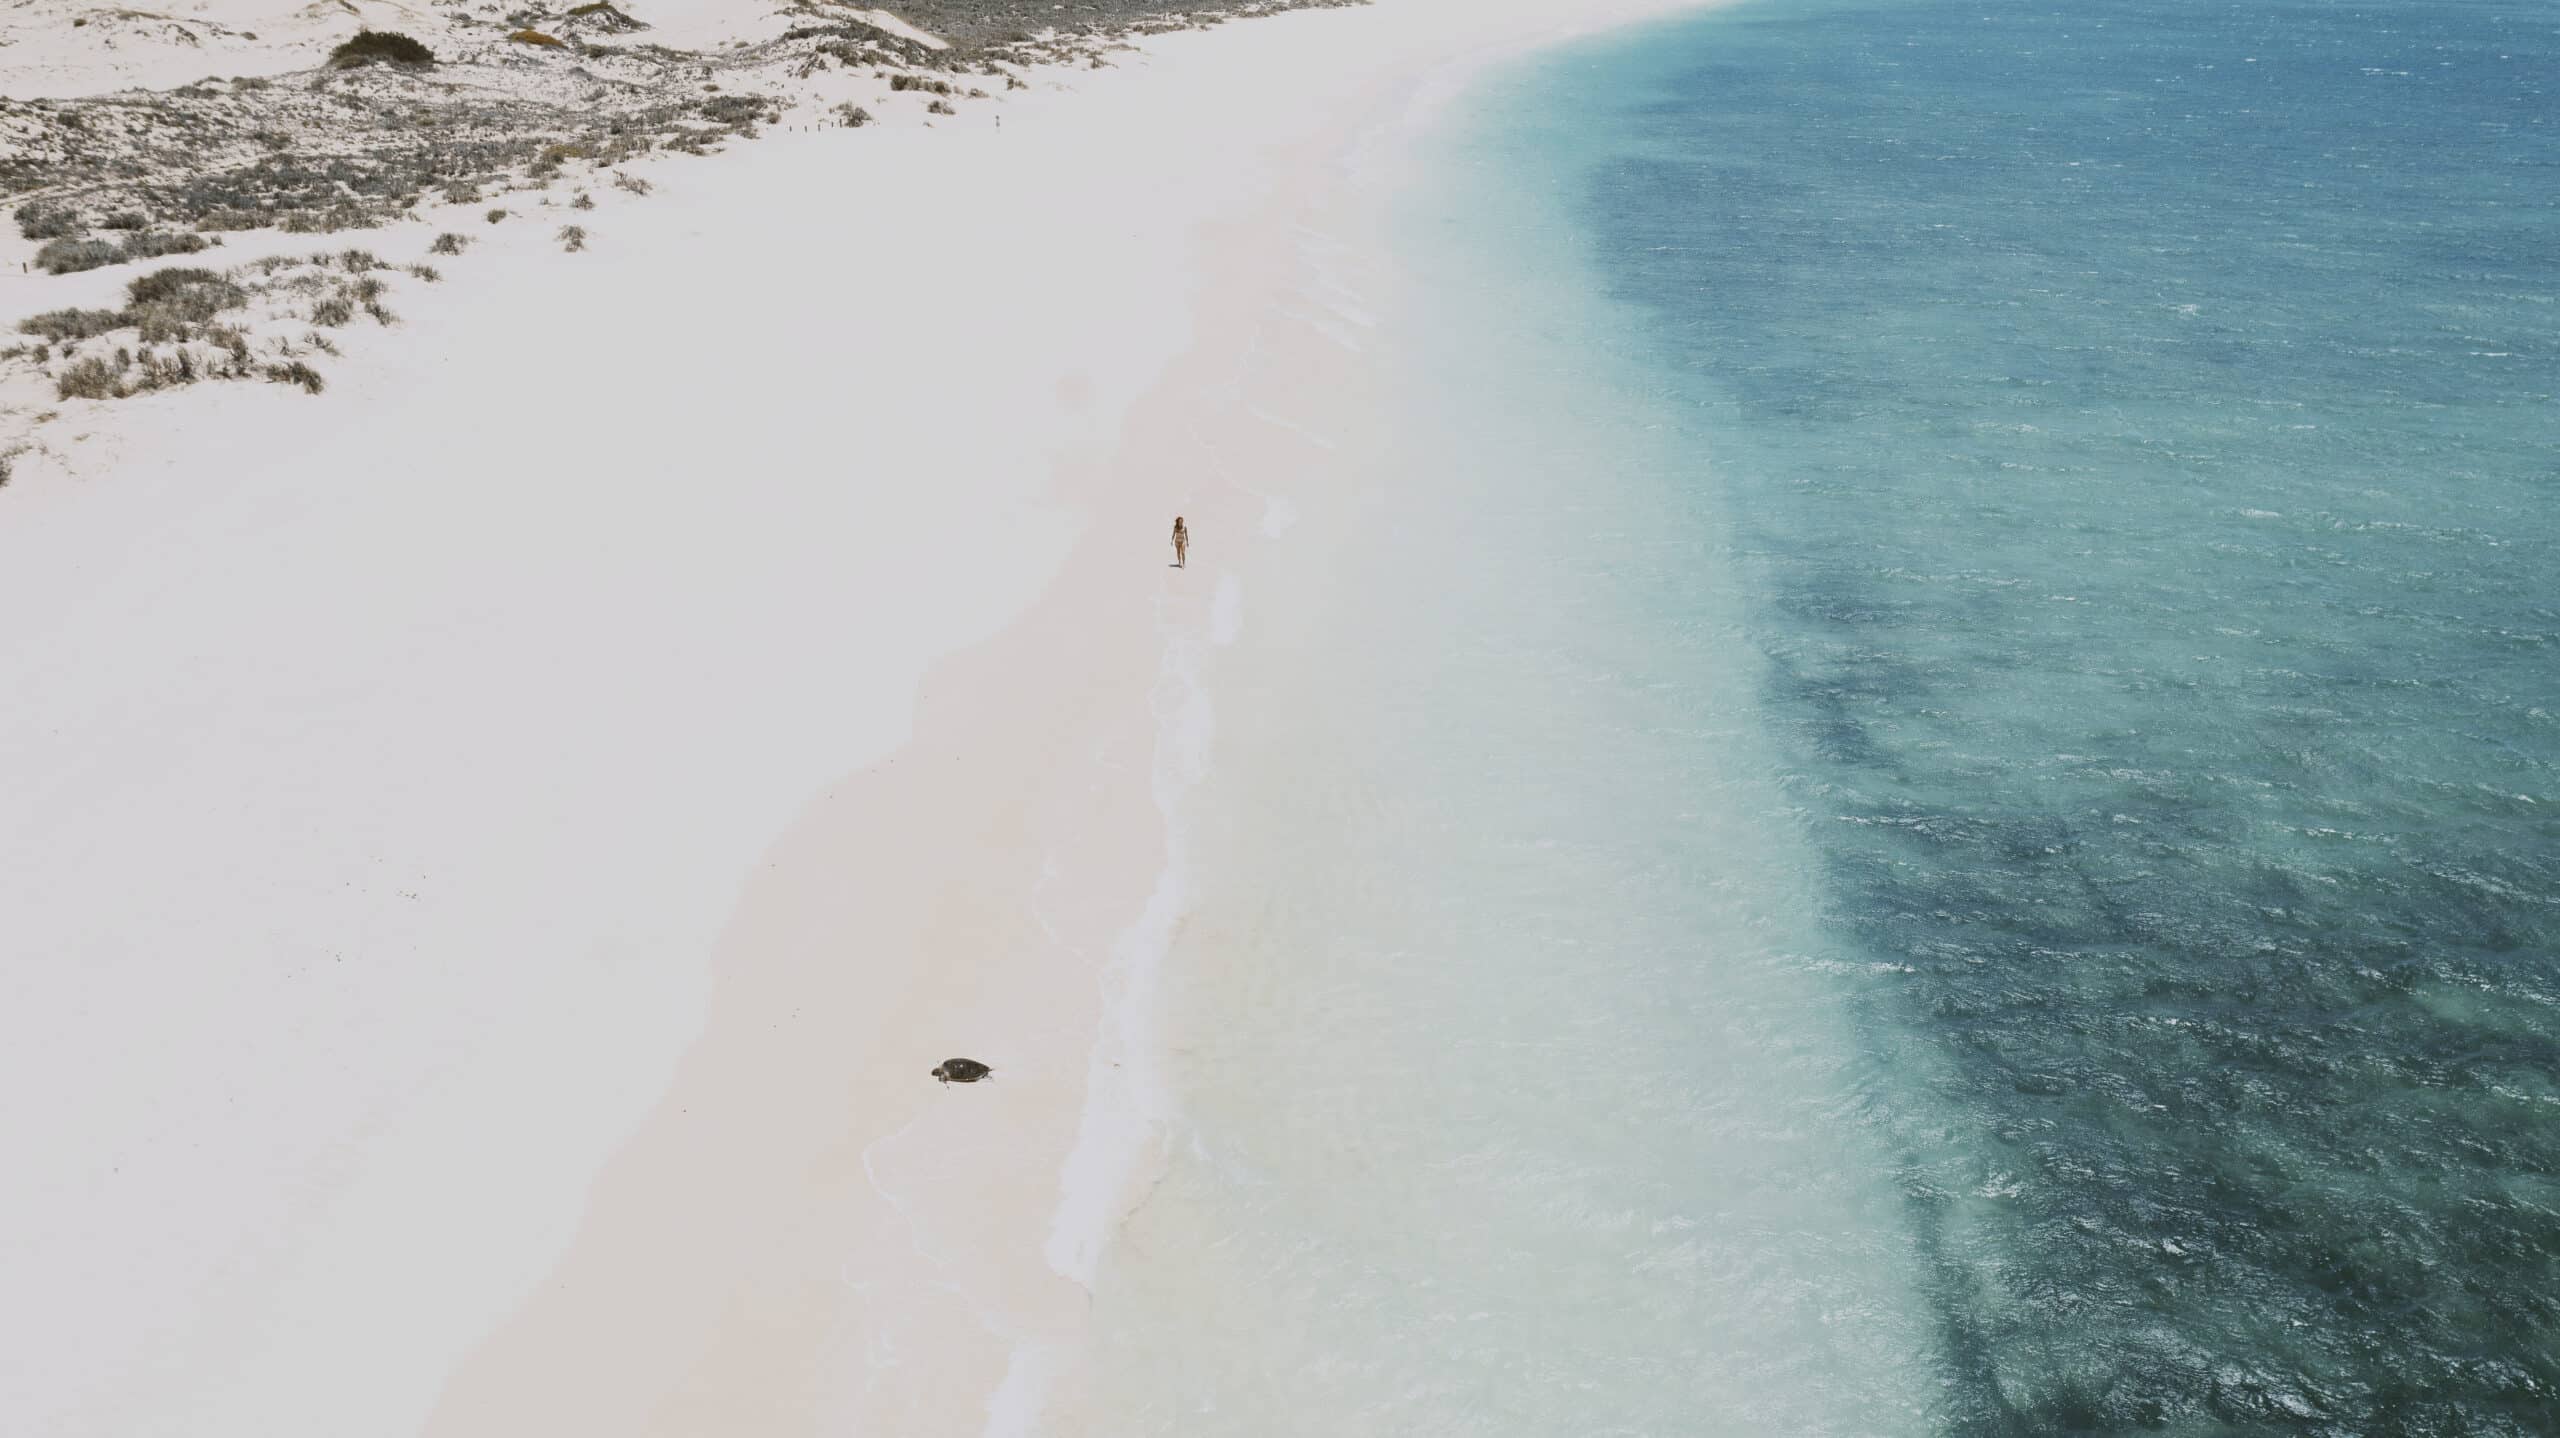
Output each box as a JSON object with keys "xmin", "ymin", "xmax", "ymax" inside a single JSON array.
[{"xmin": 1171, "ymin": 516, "xmax": 1190, "ymax": 569}]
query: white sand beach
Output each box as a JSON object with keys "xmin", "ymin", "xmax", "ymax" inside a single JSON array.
[{"xmin": 0, "ymin": 1, "xmax": 1714, "ymax": 1433}]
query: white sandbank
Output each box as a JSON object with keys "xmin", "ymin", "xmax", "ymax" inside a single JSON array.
[{"xmin": 0, "ymin": 1, "xmax": 1714, "ymax": 1433}]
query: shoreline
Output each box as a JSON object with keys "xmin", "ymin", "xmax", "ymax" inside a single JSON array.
[
  {"xmin": 427, "ymin": 3, "xmax": 1728, "ymax": 1430},
  {"xmin": 0, "ymin": 2, "xmax": 1723, "ymax": 1433}
]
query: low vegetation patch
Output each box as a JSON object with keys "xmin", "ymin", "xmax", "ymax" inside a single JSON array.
[
  {"xmin": 428, "ymin": 232, "xmax": 471, "ymax": 256},
  {"xmin": 328, "ymin": 30, "xmax": 436, "ymax": 69},
  {"xmin": 264, "ymin": 360, "xmax": 326, "ymax": 394},
  {"xmin": 57, "ymin": 355, "xmax": 125, "ymax": 401},
  {"xmin": 33, "ymin": 231, "xmax": 212, "ymax": 275},
  {"xmin": 556, "ymin": 224, "xmax": 588, "ymax": 253},
  {"xmin": 14, "ymin": 203, "xmax": 80, "ymax": 241},
  {"xmin": 19, "ymin": 309, "xmax": 127, "ymax": 343},
  {"xmin": 34, "ymin": 238, "xmax": 120, "ymax": 275},
  {"xmin": 507, "ymin": 29, "xmax": 565, "ymax": 47}
]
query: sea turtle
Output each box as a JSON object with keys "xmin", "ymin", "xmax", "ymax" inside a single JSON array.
[{"xmin": 932, "ymin": 1058, "xmax": 993, "ymax": 1085}]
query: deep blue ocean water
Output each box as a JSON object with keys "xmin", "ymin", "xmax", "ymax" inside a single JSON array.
[{"xmin": 1515, "ymin": 0, "xmax": 2560, "ymax": 1429}]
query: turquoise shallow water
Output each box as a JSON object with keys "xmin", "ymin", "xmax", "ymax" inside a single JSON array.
[
  {"xmin": 1084, "ymin": 0, "xmax": 2557, "ymax": 1432},
  {"xmin": 1538, "ymin": 0, "xmax": 2559, "ymax": 1428}
]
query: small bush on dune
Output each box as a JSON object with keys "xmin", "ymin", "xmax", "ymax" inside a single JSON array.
[
  {"xmin": 566, "ymin": 1, "xmax": 642, "ymax": 25},
  {"xmin": 19, "ymin": 309, "xmax": 128, "ymax": 343},
  {"xmin": 121, "ymin": 231, "xmax": 211, "ymax": 261},
  {"xmin": 926, "ymin": 99, "xmax": 955, "ymax": 116},
  {"xmin": 312, "ymin": 295, "xmax": 354, "ymax": 326},
  {"xmin": 126, "ymin": 267, "xmax": 233, "ymax": 307},
  {"xmin": 337, "ymin": 249, "xmax": 385, "ymax": 272},
  {"xmin": 556, "ymin": 224, "xmax": 587, "ymax": 253},
  {"xmin": 14, "ymin": 203, "xmax": 79, "ymax": 241},
  {"xmin": 125, "ymin": 268, "xmax": 245, "ymax": 341},
  {"xmin": 35, "ymin": 238, "xmax": 119, "ymax": 275},
  {"xmin": 428, "ymin": 232, "xmax": 470, "ymax": 255},
  {"xmin": 56, "ymin": 356, "xmax": 125, "ymax": 401},
  {"xmin": 100, "ymin": 211, "xmax": 147, "ymax": 231},
  {"xmin": 570, "ymin": 192, "xmax": 595, "ymax": 211},
  {"xmin": 834, "ymin": 103, "xmax": 872, "ymax": 127},
  {"xmin": 407, "ymin": 263, "xmax": 441, "ymax": 282},
  {"xmin": 486, "ymin": 208, "xmax": 511, "ymax": 224},
  {"xmin": 328, "ymin": 30, "xmax": 435, "ymax": 68},
  {"xmin": 507, "ymin": 28, "xmax": 565, "ymax": 47},
  {"xmin": 610, "ymin": 172, "xmax": 652, "ymax": 196},
  {"xmin": 264, "ymin": 360, "xmax": 326, "ymax": 394}
]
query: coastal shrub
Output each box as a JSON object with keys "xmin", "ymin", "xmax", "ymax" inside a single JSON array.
[
  {"xmin": 13, "ymin": 203, "xmax": 79, "ymax": 241},
  {"xmin": 328, "ymin": 30, "xmax": 435, "ymax": 68},
  {"xmin": 263, "ymin": 360, "xmax": 326, "ymax": 394},
  {"xmin": 338, "ymin": 248, "xmax": 385, "ymax": 272},
  {"xmin": 506, "ymin": 28, "xmax": 564, "ymax": 46},
  {"xmin": 565, "ymin": 2, "xmax": 644, "ymax": 29},
  {"xmin": 428, "ymin": 231, "xmax": 470, "ymax": 255},
  {"xmin": 889, "ymin": 74, "xmax": 953, "ymax": 95},
  {"xmin": 351, "ymin": 275, "xmax": 386, "ymax": 302},
  {"xmin": 556, "ymin": 224, "xmax": 587, "ymax": 252},
  {"xmin": 406, "ymin": 262, "xmax": 441, "ymax": 282},
  {"xmin": 610, "ymin": 171, "xmax": 652, "ymax": 195},
  {"xmin": 127, "ymin": 347, "xmax": 195, "ymax": 393},
  {"xmin": 19, "ymin": 309, "xmax": 128, "ymax": 343},
  {"xmin": 486, "ymin": 208, "xmax": 510, "ymax": 224},
  {"xmin": 119, "ymin": 231, "xmax": 210, "ymax": 261},
  {"xmin": 312, "ymin": 295, "xmax": 355, "ymax": 326},
  {"xmin": 125, "ymin": 268, "xmax": 245, "ymax": 340},
  {"xmin": 699, "ymin": 95, "xmax": 769, "ymax": 126},
  {"xmin": 365, "ymin": 299, "xmax": 398, "ymax": 325},
  {"xmin": 927, "ymin": 99, "xmax": 955, "ymax": 116},
  {"xmin": 570, "ymin": 191, "xmax": 595, "ymax": 211},
  {"xmin": 35, "ymin": 238, "xmax": 119, "ymax": 275},
  {"xmin": 56, "ymin": 356, "xmax": 125, "ymax": 401},
  {"xmin": 100, "ymin": 210, "xmax": 147, "ymax": 231},
  {"xmin": 126, "ymin": 267, "xmax": 232, "ymax": 307},
  {"xmin": 280, "ymin": 203, "xmax": 379, "ymax": 234},
  {"xmin": 834, "ymin": 103, "xmax": 873, "ymax": 127}
]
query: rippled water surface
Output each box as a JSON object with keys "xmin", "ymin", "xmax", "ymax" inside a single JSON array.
[
  {"xmin": 1543, "ymin": 0, "xmax": 2559, "ymax": 1429},
  {"xmin": 1082, "ymin": 0, "xmax": 2557, "ymax": 1432}
]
